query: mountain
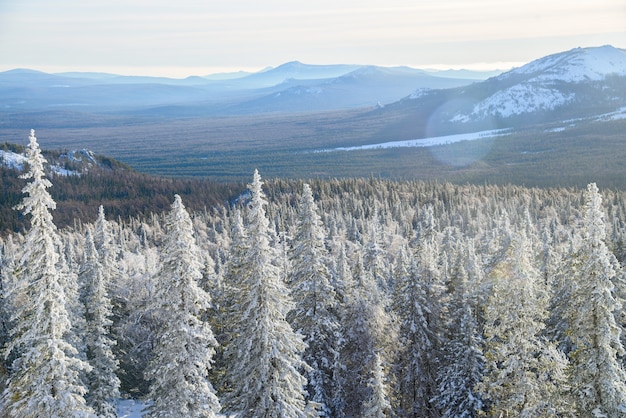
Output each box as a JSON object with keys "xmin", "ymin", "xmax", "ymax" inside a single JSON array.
[
  {"xmin": 217, "ymin": 66, "xmax": 477, "ymax": 114},
  {"xmin": 230, "ymin": 61, "xmax": 361, "ymax": 88},
  {"xmin": 0, "ymin": 142, "xmax": 237, "ymax": 234},
  {"xmin": 373, "ymin": 45, "xmax": 626, "ymax": 139},
  {"xmin": 0, "ymin": 62, "xmax": 490, "ymax": 114}
]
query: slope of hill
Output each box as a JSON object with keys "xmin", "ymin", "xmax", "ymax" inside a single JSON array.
[
  {"xmin": 373, "ymin": 45, "xmax": 626, "ymax": 139},
  {"xmin": 0, "ymin": 143, "xmax": 239, "ymax": 234}
]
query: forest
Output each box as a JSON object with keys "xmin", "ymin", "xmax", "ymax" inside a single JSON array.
[{"xmin": 3, "ymin": 131, "xmax": 626, "ymax": 417}]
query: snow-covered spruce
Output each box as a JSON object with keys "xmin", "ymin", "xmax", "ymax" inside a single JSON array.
[
  {"xmin": 2, "ymin": 130, "xmax": 95, "ymax": 417},
  {"xmin": 143, "ymin": 195, "xmax": 221, "ymax": 417},
  {"xmin": 564, "ymin": 183, "xmax": 626, "ymax": 417},
  {"xmin": 288, "ymin": 183, "xmax": 341, "ymax": 417},
  {"xmin": 223, "ymin": 170, "xmax": 311, "ymax": 417},
  {"xmin": 80, "ymin": 228, "xmax": 121, "ymax": 417}
]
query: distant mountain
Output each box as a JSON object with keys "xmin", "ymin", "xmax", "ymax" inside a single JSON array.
[
  {"xmin": 232, "ymin": 61, "xmax": 362, "ymax": 88},
  {"xmin": 0, "ymin": 62, "xmax": 491, "ymax": 114},
  {"xmin": 219, "ymin": 65, "xmax": 477, "ymax": 114},
  {"xmin": 375, "ymin": 45, "xmax": 626, "ymax": 139}
]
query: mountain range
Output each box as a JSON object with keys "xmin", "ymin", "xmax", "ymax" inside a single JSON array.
[
  {"xmin": 0, "ymin": 45, "xmax": 625, "ymax": 186},
  {"xmin": 0, "ymin": 61, "xmax": 496, "ymax": 114}
]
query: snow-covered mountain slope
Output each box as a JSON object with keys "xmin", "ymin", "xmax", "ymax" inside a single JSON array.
[
  {"xmin": 449, "ymin": 46, "xmax": 626, "ymax": 122},
  {"xmin": 1, "ymin": 147, "xmax": 100, "ymax": 176},
  {"xmin": 504, "ymin": 45, "xmax": 626, "ymax": 83},
  {"xmin": 0, "ymin": 149, "xmax": 27, "ymax": 171}
]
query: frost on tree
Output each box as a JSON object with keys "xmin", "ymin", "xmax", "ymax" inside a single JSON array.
[
  {"xmin": 2, "ymin": 130, "xmax": 95, "ymax": 417},
  {"xmin": 224, "ymin": 170, "xmax": 310, "ymax": 418},
  {"xmin": 144, "ymin": 195, "xmax": 221, "ymax": 417},
  {"xmin": 80, "ymin": 229, "xmax": 121, "ymax": 418},
  {"xmin": 433, "ymin": 239, "xmax": 484, "ymax": 418},
  {"xmin": 477, "ymin": 228, "xmax": 569, "ymax": 417},
  {"xmin": 565, "ymin": 183, "xmax": 626, "ymax": 417},
  {"xmin": 341, "ymin": 254, "xmax": 393, "ymax": 418},
  {"xmin": 288, "ymin": 183, "xmax": 340, "ymax": 417}
]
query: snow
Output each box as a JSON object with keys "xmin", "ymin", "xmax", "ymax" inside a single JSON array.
[
  {"xmin": 453, "ymin": 85, "xmax": 575, "ymax": 122},
  {"xmin": 50, "ymin": 164, "xmax": 79, "ymax": 176},
  {"xmin": 450, "ymin": 46, "xmax": 626, "ymax": 122},
  {"xmin": 1, "ymin": 148, "xmax": 89, "ymax": 176},
  {"xmin": 117, "ymin": 399, "xmax": 148, "ymax": 417},
  {"xmin": 595, "ymin": 106, "xmax": 626, "ymax": 121},
  {"xmin": 409, "ymin": 88, "xmax": 432, "ymax": 99},
  {"xmin": 61, "ymin": 149, "xmax": 97, "ymax": 165},
  {"xmin": 319, "ymin": 129, "xmax": 509, "ymax": 152},
  {"xmin": 0, "ymin": 149, "xmax": 27, "ymax": 170},
  {"xmin": 506, "ymin": 45, "xmax": 626, "ymax": 83}
]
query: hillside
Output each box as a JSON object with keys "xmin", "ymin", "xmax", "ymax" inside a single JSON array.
[{"xmin": 0, "ymin": 143, "xmax": 240, "ymax": 234}]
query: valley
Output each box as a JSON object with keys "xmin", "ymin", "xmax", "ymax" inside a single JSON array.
[{"xmin": 0, "ymin": 45, "xmax": 625, "ymax": 187}]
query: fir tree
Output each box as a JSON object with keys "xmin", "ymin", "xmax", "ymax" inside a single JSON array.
[
  {"xmin": 224, "ymin": 170, "xmax": 309, "ymax": 417},
  {"xmin": 143, "ymin": 195, "xmax": 221, "ymax": 417},
  {"xmin": 2, "ymin": 130, "xmax": 95, "ymax": 417}
]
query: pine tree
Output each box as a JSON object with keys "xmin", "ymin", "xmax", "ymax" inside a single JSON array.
[
  {"xmin": 224, "ymin": 170, "xmax": 310, "ymax": 417},
  {"xmin": 80, "ymin": 229, "xmax": 121, "ymax": 417},
  {"xmin": 289, "ymin": 183, "xmax": 340, "ymax": 417},
  {"xmin": 144, "ymin": 195, "xmax": 221, "ymax": 417},
  {"xmin": 2, "ymin": 130, "xmax": 95, "ymax": 417},
  {"xmin": 565, "ymin": 183, "xmax": 626, "ymax": 417}
]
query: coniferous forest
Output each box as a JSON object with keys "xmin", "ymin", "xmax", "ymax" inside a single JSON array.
[{"xmin": 4, "ymin": 131, "xmax": 626, "ymax": 417}]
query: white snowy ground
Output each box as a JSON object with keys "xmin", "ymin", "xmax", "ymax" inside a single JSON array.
[
  {"xmin": 117, "ymin": 400, "xmax": 147, "ymax": 418},
  {"xmin": 318, "ymin": 129, "xmax": 510, "ymax": 152},
  {"xmin": 116, "ymin": 399, "xmax": 234, "ymax": 417}
]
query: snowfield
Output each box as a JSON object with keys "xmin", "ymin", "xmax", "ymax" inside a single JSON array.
[
  {"xmin": 450, "ymin": 46, "xmax": 626, "ymax": 122},
  {"xmin": 508, "ymin": 45, "xmax": 626, "ymax": 83},
  {"xmin": 452, "ymin": 85, "xmax": 575, "ymax": 121},
  {"xmin": 320, "ymin": 129, "xmax": 509, "ymax": 152},
  {"xmin": 0, "ymin": 149, "xmax": 27, "ymax": 171},
  {"xmin": 117, "ymin": 400, "xmax": 147, "ymax": 418}
]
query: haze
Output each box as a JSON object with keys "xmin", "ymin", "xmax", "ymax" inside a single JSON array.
[{"xmin": 1, "ymin": 0, "xmax": 625, "ymax": 77}]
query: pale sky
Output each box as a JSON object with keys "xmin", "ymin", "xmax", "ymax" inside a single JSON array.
[{"xmin": 1, "ymin": 0, "xmax": 625, "ymax": 78}]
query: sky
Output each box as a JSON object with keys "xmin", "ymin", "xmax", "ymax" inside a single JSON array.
[{"xmin": 1, "ymin": 0, "xmax": 625, "ymax": 78}]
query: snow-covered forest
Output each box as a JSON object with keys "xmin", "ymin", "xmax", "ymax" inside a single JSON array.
[{"xmin": 3, "ymin": 131, "xmax": 626, "ymax": 417}]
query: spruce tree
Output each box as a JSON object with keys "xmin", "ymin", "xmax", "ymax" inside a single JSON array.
[
  {"xmin": 224, "ymin": 170, "xmax": 309, "ymax": 417},
  {"xmin": 433, "ymin": 239, "xmax": 484, "ymax": 418},
  {"xmin": 362, "ymin": 353, "xmax": 392, "ymax": 418},
  {"xmin": 341, "ymin": 254, "xmax": 393, "ymax": 418},
  {"xmin": 80, "ymin": 229, "xmax": 121, "ymax": 417},
  {"xmin": 477, "ymin": 229, "xmax": 569, "ymax": 417},
  {"xmin": 289, "ymin": 183, "xmax": 340, "ymax": 417},
  {"xmin": 144, "ymin": 195, "xmax": 220, "ymax": 417},
  {"xmin": 2, "ymin": 130, "xmax": 94, "ymax": 417},
  {"xmin": 565, "ymin": 183, "xmax": 626, "ymax": 417}
]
